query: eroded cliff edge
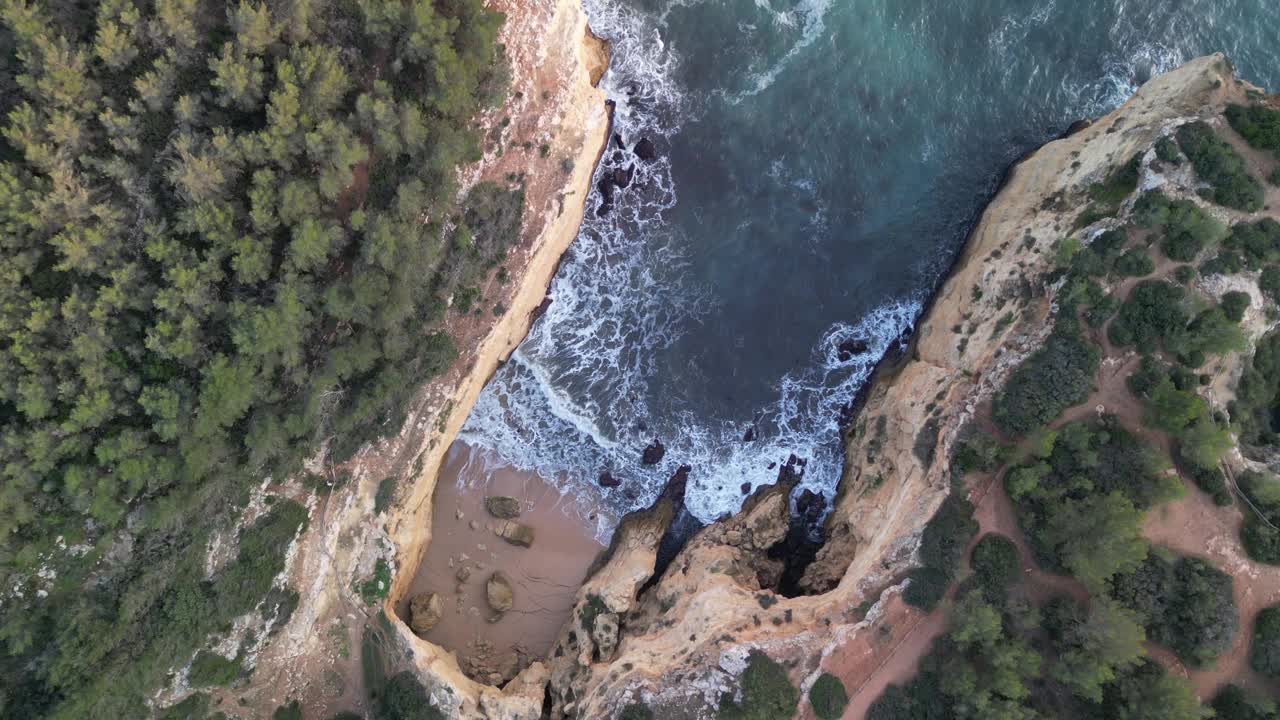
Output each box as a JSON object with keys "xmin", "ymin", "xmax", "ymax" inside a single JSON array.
[{"xmin": 541, "ymin": 54, "xmax": 1247, "ymax": 720}]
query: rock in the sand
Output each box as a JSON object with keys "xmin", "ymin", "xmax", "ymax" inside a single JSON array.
[
  {"xmin": 409, "ymin": 592, "xmax": 444, "ymax": 634},
  {"xmin": 634, "ymin": 137, "xmax": 657, "ymax": 161},
  {"xmin": 485, "ymin": 496, "xmax": 521, "ymax": 520},
  {"xmin": 598, "ymin": 471, "xmax": 621, "ymax": 488},
  {"xmin": 497, "ymin": 521, "xmax": 536, "ymax": 548},
  {"xmin": 641, "ymin": 438, "xmax": 665, "ymax": 465},
  {"xmin": 486, "ymin": 572, "xmax": 514, "ymax": 613},
  {"xmin": 456, "ymin": 566, "xmax": 472, "ymax": 583}
]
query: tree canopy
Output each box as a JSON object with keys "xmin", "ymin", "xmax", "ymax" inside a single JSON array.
[{"xmin": 0, "ymin": 0, "xmax": 513, "ymax": 716}]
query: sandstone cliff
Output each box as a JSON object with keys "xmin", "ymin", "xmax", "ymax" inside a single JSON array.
[{"xmin": 539, "ymin": 54, "xmax": 1247, "ymax": 720}]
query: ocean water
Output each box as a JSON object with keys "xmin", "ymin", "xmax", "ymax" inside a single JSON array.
[{"xmin": 459, "ymin": 0, "xmax": 1280, "ymax": 535}]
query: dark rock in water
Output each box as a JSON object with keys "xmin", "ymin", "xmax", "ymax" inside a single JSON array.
[
  {"xmin": 1064, "ymin": 119, "xmax": 1092, "ymax": 137},
  {"xmin": 667, "ymin": 465, "xmax": 692, "ymax": 494},
  {"xmin": 637, "ymin": 421, "xmax": 648, "ymax": 432},
  {"xmin": 777, "ymin": 454, "xmax": 806, "ymax": 485},
  {"xmin": 611, "ymin": 166, "xmax": 633, "ymax": 189},
  {"xmin": 767, "ymin": 462, "xmax": 776, "ymax": 470},
  {"xmin": 836, "ymin": 337, "xmax": 869, "ymax": 362},
  {"xmin": 742, "ymin": 426, "xmax": 756, "ymax": 442},
  {"xmin": 740, "ymin": 482, "xmax": 752, "ymax": 495},
  {"xmin": 641, "ymin": 438, "xmax": 666, "ymax": 465},
  {"xmin": 613, "ymin": 132, "xmax": 625, "ymax": 149},
  {"xmin": 633, "ymin": 137, "xmax": 657, "ymax": 162},
  {"xmin": 611, "ymin": 150, "xmax": 625, "ymax": 164},
  {"xmin": 794, "ymin": 489, "xmax": 825, "ymax": 521},
  {"xmin": 598, "ymin": 471, "xmax": 621, "ymax": 488}
]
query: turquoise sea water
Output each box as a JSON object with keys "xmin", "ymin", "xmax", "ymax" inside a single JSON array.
[{"xmin": 459, "ymin": 0, "xmax": 1280, "ymax": 532}]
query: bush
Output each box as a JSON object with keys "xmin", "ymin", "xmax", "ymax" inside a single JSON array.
[
  {"xmin": 274, "ymin": 702, "xmax": 304, "ymax": 720},
  {"xmin": 1238, "ymin": 471, "xmax": 1280, "ymax": 564},
  {"xmin": 1263, "ymin": 267, "xmax": 1280, "ymax": 302},
  {"xmin": 1222, "ymin": 291, "xmax": 1252, "ymax": 322},
  {"xmin": 1155, "ymin": 136, "xmax": 1183, "ymax": 164},
  {"xmin": 970, "ymin": 533, "xmax": 1020, "ymax": 600},
  {"xmin": 1134, "ymin": 191, "xmax": 1228, "ymax": 262},
  {"xmin": 1186, "ymin": 462, "xmax": 1233, "ymax": 506},
  {"xmin": 187, "ymin": 650, "xmax": 241, "ymax": 687},
  {"xmin": 1223, "ymin": 219, "xmax": 1280, "ymax": 269},
  {"xmin": 1111, "ymin": 551, "xmax": 1237, "ymax": 667},
  {"xmin": 1211, "ymin": 683, "xmax": 1277, "ymax": 720},
  {"xmin": 1099, "ymin": 660, "xmax": 1210, "ymax": 720},
  {"xmin": 1226, "ymin": 103, "xmax": 1280, "ymax": 156},
  {"xmin": 377, "ymin": 671, "xmax": 445, "ymax": 720},
  {"xmin": 903, "ymin": 567, "xmax": 950, "ymax": 611},
  {"xmin": 718, "ymin": 651, "xmax": 798, "ymax": 720},
  {"xmin": 1089, "ymin": 154, "xmax": 1142, "ymax": 207},
  {"xmin": 1108, "ymin": 280, "xmax": 1189, "ymax": 353},
  {"xmin": 993, "ymin": 331, "xmax": 1099, "ymax": 436},
  {"xmin": 809, "ymin": 673, "xmax": 849, "ymax": 720},
  {"xmin": 1232, "ymin": 331, "xmax": 1280, "ymax": 450},
  {"xmin": 1113, "ymin": 248, "xmax": 1155, "ymax": 277},
  {"xmin": 1252, "ymin": 604, "xmax": 1280, "ymax": 676},
  {"xmin": 374, "ymin": 477, "xmax": 397, "ymax": 515},
  {"xmin": 1177, "ymin": 120, "xmax": 1264, "ymax": 211},
  {"xmin": 904, "ymin": 495, "xmax": 978, "ymax": 610}
]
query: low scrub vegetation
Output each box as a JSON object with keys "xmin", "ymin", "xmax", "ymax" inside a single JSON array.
[
  {"xmin": 1177, "ymin": 121, "xmax": 1264, "ymax": 212},
  {"xmin": 717, "ymin": 651, "xmax": 798, "ymax": 720},
  {"xmin": 903, "ymin": 496, "xmax": 978, "ymax": 610},
  {"xmin": 1110, "ymin": 550, "xmax": 1237, "ymax": 667}
]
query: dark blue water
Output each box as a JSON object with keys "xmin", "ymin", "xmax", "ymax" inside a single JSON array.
[{"xmin": 459, "ymin": 0, "xmax": 1280, "ymax": 534}]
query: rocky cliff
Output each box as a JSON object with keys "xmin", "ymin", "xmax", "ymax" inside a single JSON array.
[{"xmin": 538, "ymin": 54, "xmax": 1247, "ymax": 720}]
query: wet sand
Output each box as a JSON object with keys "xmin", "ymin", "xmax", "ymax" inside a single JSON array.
[{"xmin": 396, "ymin": 441, "xmax": 612, "ymax": 685}]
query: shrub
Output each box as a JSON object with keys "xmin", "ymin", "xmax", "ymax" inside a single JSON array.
[
  {"xmin": 1099, "ymin": 660, "xmax": 1209, "ymax": 720},
  {"xmin": 1108, "ymin": 280, "xmax": 1189, "ymax": 353},
  {"xmin": 970, "ymin": 533, "xmax": 1020, "ymax": 600},
  {"xmin": 809, "ymin": 673, "xmax": 849, "ymax": 720},
  {"xmin": 1237, "ymin": 471, "xmax": 1280, "ymax": 564},
  {"xmin": 274, "ymin": 701, "xmax": 304, "ymax": 720},
  {"xmin": 1223, "ymin": 219, "xmax": 1280, "ymax": 268},
  {"xmin": 993, "ymin": 331, "xmax": 1099, "ymax": 436},
  {"xmin": 1222, "ymin": 291, "xmax": 1252, "ymax": 322},
  {"xmin": 1134, "ymin": 191, "xmax": 1228, "ymax": 262},
  {"xmin": 1113, "ymin": 248, "xmax": 1155, "ymax": 277},
  {"xmin": 718, "ymin": 651, "xmax": 798, "ymax": 720},
  {"xmin": 377, "ymin": 672, "xmax": 444, "ymax": 720},
  {"xmin": 1177, "ymin": 120, "xmax": 1264, "ymax": 211},
  {"xmin": 1186, "ymin": 462, "xmax": 1233, "ymax": 506},
  {"xmin": 903, "ymin": 567, "xmax": 950, "ymax": 611},
  {"xmin": 357, "ymin": 559, "xmax": 393, "ymax": 604},
  {"xmin": 1155, "ymin": 136, "xmax": 1183, "ymax": 164},
  {"xmin": 1111, "ymin": 551, "xmax": 1237, "ymax": 667},
  {"xmin": 1262, "ymin": 267, "xmax": 1280, "ymax": 302},
  {"xmin": 1089, "ymin": 154, "xmax": 1143, "ymax": 207},
  {"xmin": 188, "ymin": 650, "xmax": 241, "ymax": 687},
  {"xmin": 1174, "ymin": 264, "xmax": 1197, "ymax": 284},
  {"xmin": 1252, "ymin": 604, "xmax": 1280, "ymax": 676},
  {"xmin": 1226, "ymin": 103, "xmax": 1280, "ymax": 156},
  {"xmin": 374, "ymin": 477, "xmax": 397, "ymax": 515},
  {"xmin": 919, "ymin": 496, "xmax": 979, "ymax": 572},
  {"xmin": 1211, "ymin": 683, "xmax": 1277, "ymax": 720},
  {"xmin": 1232, "ymin": 331, "xmax": 1280, "ymax": 450}
]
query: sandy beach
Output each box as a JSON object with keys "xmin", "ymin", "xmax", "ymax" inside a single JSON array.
[{"xmin": 396, "ymin": 441, "xmax": 613, "ymax": 685}]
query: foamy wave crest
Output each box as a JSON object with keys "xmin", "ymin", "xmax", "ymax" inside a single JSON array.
[{"xmin": 725, "ymin": 0, "xmax": 834, "ymax": 103}]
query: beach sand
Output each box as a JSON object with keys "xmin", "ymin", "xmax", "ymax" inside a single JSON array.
[{"xmin": 396, "ymin": 441, "xmax": 612, "ymax": 685}]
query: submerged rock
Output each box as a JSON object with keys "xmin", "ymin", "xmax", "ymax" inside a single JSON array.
[
  {"xmin": 486, "ymin": 572, "xmax": 514, "ymax": 613},
  {"xmin": 641, "ymin": 438, "xmax": 666, "ymax": 465},
  {"xmin": 634, "ymin": 137, "xmax": 657, "ymax": 161},
  {"xmin": 598, "ymin": 471, "xmax": 621, "ymax": 488},
  {"xmin": 485, "ymin": 496, "xmax": 522, "ymax": 520},
  {"xmin": 836, "ymin": 337, "xmax": 869, "ymax": 362},
  {"xmin": 497, "ymin": 521, "xmax": 536, "ymax": 548},
  {"xmin": 409, "ymin": 592, "xmax": 444, "ymax": 634}
]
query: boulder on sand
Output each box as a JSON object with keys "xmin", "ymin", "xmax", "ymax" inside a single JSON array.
[
  {"xmin": 409, "ymin": 592, "xmax": 443, "ymax": 634},
  {"xmin": 485, "ymin": 496, "xmax": 521, "ymax": 520},
  {"xmin": 496, "ymin": 521, "xmax": 536, "ymax": 548},
  {"xmin": 486, "ymin": 572, "xmax": 514, "ymax": 613}
]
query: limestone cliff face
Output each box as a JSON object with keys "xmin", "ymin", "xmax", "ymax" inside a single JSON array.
[{"xmin": 546, "ymin": 55, "xmax": 1244, "ymax": 719}]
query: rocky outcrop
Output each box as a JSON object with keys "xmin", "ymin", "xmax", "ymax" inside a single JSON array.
[
  {"xmin": 496, "ymin": 521, "xmax": 536, "ymax": 548},
  {"xmin": 409, "ymin": 592, "xmax": 444, "ymax": 634},
  {"xmin": 485, "ymin": 496, "xmax": 522, "ymax": 520},
  {"xmin": 536, "ymin": 54, "xmax": 1249, "ymax": 720},
  {"xmin": 487, "ymin": 572, "xmax": 515, "ymax": 614}
]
